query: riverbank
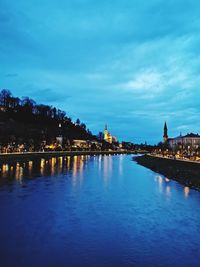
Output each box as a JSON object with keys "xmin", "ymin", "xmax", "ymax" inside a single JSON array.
[
  {"xmin": 0, "ymin": 150, "xmax": 145, "ymax": 163},
  {"xmin": 134, "ymin": 154, "xmax": 200, "ymax": 190}
]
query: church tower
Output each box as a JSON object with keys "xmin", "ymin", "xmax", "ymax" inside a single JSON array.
[
  {"xmin": 104, "ymin": 124, "xmax": 108, "ymax": 137},
  {"xmin": 163, "ymin": 121, "xmax": 168, "ymax": 143},
  {"xmin": 104, "ymin": 124, "xmax": 113, "ymax": 144}
]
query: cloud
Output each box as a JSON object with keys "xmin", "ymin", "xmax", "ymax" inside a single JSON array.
[
  {"xmin": 120, "ymin": 69, "xmax": 163, "ymax": 97},
  {"xmin": 5, "ymin": 73, "xmax": 18, "ymax": 78},
  {"xmin": 1, "ymin": 0, "xmax": 200, "ymax": 143}
]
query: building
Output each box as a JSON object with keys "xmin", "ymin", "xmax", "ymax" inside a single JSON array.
[
  {"xmin": 162, "ymin": 122, "xmax": 200, "ymax": 151},
  {"xmin": 72, "ymin": 139, "xmax": 102, "ymax": 150},
  {"xmin": 56, "ymin": 123, "xmax": 63, "ymax": 145},
  {"xmin": 163, "ymin": 121, "xmax": 168, "ymax": 144},
  {"xmin": 104, "ymin": 125, "xmax": 117, "ymax": 144},
  {"xmin": 168, "ymin": 133, "xmax": 200, "ymax": 150},
  {"xmin": 72, "ymin": 140, "xmax": 89, "ymax": 149}
]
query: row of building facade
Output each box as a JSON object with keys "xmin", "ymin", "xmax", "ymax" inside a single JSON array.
[{"xmin": 163, "ymin": 122, "xmax": 200, "ymax": 151}]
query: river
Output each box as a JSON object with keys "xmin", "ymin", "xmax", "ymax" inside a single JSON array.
[{"xmin": 0, "ymin": 155, "xmax": 200, "ymax": 267}]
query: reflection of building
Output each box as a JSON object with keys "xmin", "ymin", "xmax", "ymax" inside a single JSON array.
[{"xmin": 104, "ymin": 125, "xmax": 117, "ymax": 144}]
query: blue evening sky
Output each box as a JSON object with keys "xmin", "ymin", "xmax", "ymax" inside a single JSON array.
[{"xmin": 1, "ymin": 0, "xmax": 200, "ymax": 144}]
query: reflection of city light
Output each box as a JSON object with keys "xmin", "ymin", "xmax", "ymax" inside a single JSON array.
[
  {"xmin": 71, "ymin": 156, "xmax": 84, "ymax": 187},
  {"xmin": 73, "ymin": 156, "xmax": 78, "ymax": 177},
  {"xmin": 155, "ymin": 175, "xmax": 163, "ymax": 192},
  {"xmin": 40, "ymin": 159, "xmax": 45, "ymax": 176},
  {"xmin": 53, "ymin": 157, "xmax": 56, "ymax": 165},
  {"xmin": 16, "ymin": 163, "xmax": 23, "ymax": 181},
  {"xmin": 2, "ymin": 164, "xmax": 9, "ymax": 178},
  {"xmin": 98, "ymin": 155, "xmax": 102, "ymax": 171},
  {"xmin": 67, "ymin": 156, "xmax": 71, "ymax": 169},
  {"xmin": 103, "ymin": 156, "xmax": 113, "ymax": 184},
  {"xmin": 184, "ymin": 186, "xmax": 190, "ymax": 198},
  {"xmin": 40, "ymin": 159, "xmax": 45, "ymax": 168},
  {"xmin": 119, "ymin": 155, "xmax": 123, "ymax": 175},
  {"xmin": 28, "ymin": 161, "xmax": 33, "ymax": 174},
  {"xmin": 2, "ymin": 164, "xmax": 8, "ymax": 172},
  {"xmin": 57, "ymin": 157, "xmax": 63, "ymax": 172},
  {"xmin": 166, "ymin": 185, "xmax": 171, "ymax": 196},
  {"xmin": 50, "ymin": 157, "xmax": 57, "ymax": 176},
  {"xmin": 158, "ymin": 176, "xmax": 163, "ymax": 184}
]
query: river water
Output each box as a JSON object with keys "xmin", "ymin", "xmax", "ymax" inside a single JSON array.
[{"xmin": 0, "ymin": 155, "xmax": 200, "ymax": 267}]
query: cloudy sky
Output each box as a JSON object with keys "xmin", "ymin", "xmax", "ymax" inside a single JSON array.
[{"xmin": 1, "ymin": 0, "xmax": 200, "ymax": 144}]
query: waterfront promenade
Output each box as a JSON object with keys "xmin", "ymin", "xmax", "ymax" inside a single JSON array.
[{"xmin": 149, "ymin": 153, "xmax": 200, "ymax": 164}]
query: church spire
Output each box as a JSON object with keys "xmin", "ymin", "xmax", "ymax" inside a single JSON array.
[{"xmin": 163, "ymin": 121, "xmax": 168, "ymax": 143}]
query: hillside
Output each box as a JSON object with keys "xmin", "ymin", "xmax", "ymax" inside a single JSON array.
[{"xmin": 0, "ymin": 89, "xmax": 97, "ymax": 150}]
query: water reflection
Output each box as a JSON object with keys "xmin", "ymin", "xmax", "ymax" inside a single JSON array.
[
  {"xmin": 0, "ymin": 155, "xmax": 89, "ymax": 185},
  {"xmin": 165, "ymin": 185, "xmax": 171, "ymax": 196},
  {"xmin": 0, "ymin": 155, "xmax": 118, "ymax": 190},
  {"xmin": 154, "ymin": 175, "xmax": 164, "ymax": 193},
  {"xmin": 184, "ymin": 186, "xmax": 190, "ymax": 198},
  {"xmin": 1, "ymin": 155, "xmax": 200, "ymax": 267},
  {"xmin": 0, "ymin": 156, "xmax": 196, "ymax": 200},
  {"xmin": 119, "ymin": 154, "xmax": 124, "ymax": 175},
  {"xmin": 154, "ymin": 174, "xmax": 193, "ymax": 199},
  {"xmin": 72, "ymin": 156, "xmax": 85, "ymax": 187},
  {"xmin": 154, "ymin": 175, "xmax": 172, "ymax": 197},
  {"xmin": 28, "ymin": 160, "xmax": 33, "ymax": 175},
  {"xmin": 103, "ymin": 155, "xmax": 113, "ymax": 180}
]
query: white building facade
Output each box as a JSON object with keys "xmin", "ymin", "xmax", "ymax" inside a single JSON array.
[{"xmin": 168, "ymin": 133, "xmax": 200, "ymax": 150}]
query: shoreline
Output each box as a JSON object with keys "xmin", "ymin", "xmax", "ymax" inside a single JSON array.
[
  {"xmin": 0, "ymin": 150, "xmax": 144, "ymax": 162},
  {"xmin": 134, "ymin": 154, "xmax": 200, "ymax": 190}
]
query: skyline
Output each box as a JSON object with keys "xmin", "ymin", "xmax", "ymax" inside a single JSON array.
[{"xmin": 1, "ymin": 0, "xmax": 200, "ymax": 144}]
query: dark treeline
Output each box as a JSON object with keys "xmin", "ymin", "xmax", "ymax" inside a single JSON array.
[{"xmin": 0, "ymin": 89, "xmax": 96, "ymax": 150}]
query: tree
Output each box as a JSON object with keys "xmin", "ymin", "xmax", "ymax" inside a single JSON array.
[
  {"xmin": 97, "ymin": 132, "xmax": 104, "ymax": 141},
  {"xmin": 21, "ymin": 97, "xmax": 36, "ymax": 113},
  {"xmin": 35, "ymin": 104, "xmax": 50, "ymax": 117},
  {"xmin": 0, "ymin": 89, "xmax": 12, "ymax": 107},
  {"xmin": 57, "ymin": 109, "xmax": 66, "ymax": 120},
  {"xmin": 10, "ymin": 97, "xmax": 20, "ymax": 108},
  {"xmin": 76, "ymin": 118, "xmax": 80, "ymax": 125},
  {"xmin": 80, "ymin": 123, "xmax": 86, "ymax": 130},
  {"xmin": 52, "ymin": 107, "xmax": 57, "ymax": 119}
]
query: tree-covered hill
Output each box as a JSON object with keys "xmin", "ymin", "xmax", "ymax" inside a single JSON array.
[{"xmin": 0, "ymin": 89, "xmax": 96, "ymax": 150}]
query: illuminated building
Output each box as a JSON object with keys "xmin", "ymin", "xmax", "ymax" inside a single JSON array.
[
  {"xmin": 73, "ymin": 140, "xmax": 89, "ymax": 149},
  {"xmin": 104, "ymin": 125, "xmax": 117, "ymax": 144},
  {"xmin": 168, "ymin": 133, "xmax": 200, "ymax": 150},
  {"xmin": 72, "ymin": 140, "xmax": 102, "ymax": 150},
  {"xmin": 163, "ymin": 123, "xmax": 200, "ymax": 150}
]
